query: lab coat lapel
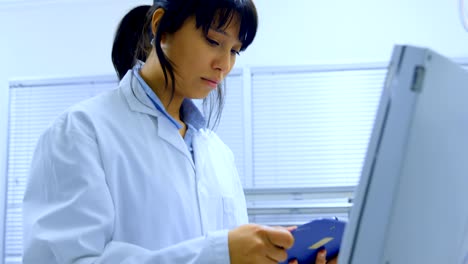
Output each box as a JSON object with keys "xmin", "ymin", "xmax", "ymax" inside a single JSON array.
[
  {"xmin": 157, "ymin": 117, "xmax": 195, "ymax": 169},
  {"xmin": 120, "ymin": 70, "xmax": 195, "ymax": 169}
]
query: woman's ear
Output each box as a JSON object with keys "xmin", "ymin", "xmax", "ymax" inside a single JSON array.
[{"xmin": 151, "ymin": 8, "xmax": 165, "ymax": 37}]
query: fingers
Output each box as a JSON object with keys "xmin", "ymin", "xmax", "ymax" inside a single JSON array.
[
  {"xmin": 327, "ymin": 256, "xmax": 338, "ymax": 264},
  {"xmin": 228, "ymin": 224, "xmax": 295, "ymax": 264},
  {"xmin": 264, "ymin": 243, "xmax": 288, "ymax": 262},
  {"xmin": 266, "ymin": 254, "xmax": 283, "ymax": 264},
  {"xmin": 315, "ymin": 249, "xmax": 327, "ymax": 264},
  {"xmin": 266, "ymin": 257, "xmax": 279, "ymax": 264},
  {"xmin": 259, "ymin": 226, "xmax": 293, "ymax": 262},
  {"xmin": 286, "ymin": 251, "xmax": 332, "ymax": 264},
  {"xmin": 263, "ymin": 226, "xmax": 295, "ymax": 249}
]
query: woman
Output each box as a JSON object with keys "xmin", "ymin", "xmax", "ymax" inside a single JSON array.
[{"xmin": 23, "ymin": 1, "xmax": 335, "ymax": 263}]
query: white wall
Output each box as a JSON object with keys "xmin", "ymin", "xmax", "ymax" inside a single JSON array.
[
  {"xmin": 240, "ymin": 0, "xmax": 468, "ymax": 65},
  {"xmin": 0, "ymin": 0, "xmax": 467, "ymax": 258}
]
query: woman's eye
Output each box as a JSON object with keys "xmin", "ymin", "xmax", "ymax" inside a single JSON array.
[
  {"xmin": 206, "ymin": 38, "xmax": 219, "ymax": 46},
  {"xmin": 231, "ymin": 50, "xmax": 240, "ymax": 56}
]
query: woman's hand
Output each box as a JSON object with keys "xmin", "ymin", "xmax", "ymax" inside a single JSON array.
[{"xmin": 228, "ymin": 224, "xmax": 294, "ymax": 264}]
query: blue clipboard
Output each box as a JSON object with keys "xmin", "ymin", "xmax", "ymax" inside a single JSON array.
[{"xmin": 280, "ymin": 218, "xmax": 346, "ymax": 264}]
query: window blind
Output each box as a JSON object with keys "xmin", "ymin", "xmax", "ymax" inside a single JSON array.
[
  {"xmin": 251, "ymin": 66, "xmax": 386, "ymax": 187},
  {"xmin": 213, "ymin": 69, "xmax": 246, "ymax": 184},
  {"xmin": 245, "ymin": 63, "xmax": 468, "ymax": 226},
  {"xmin": 244, "ymin": 65, "xmax": 388, "ymax": 225}
]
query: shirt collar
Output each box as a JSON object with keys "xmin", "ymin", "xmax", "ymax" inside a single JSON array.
[{"xmin": 132, "ymin": 62, "xmax": 206, "ymax": 130}]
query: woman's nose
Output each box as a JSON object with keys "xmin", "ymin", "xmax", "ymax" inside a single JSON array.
[{"xmin": 213, "ymin": 51, "xmax": 232, "ymax": 74}]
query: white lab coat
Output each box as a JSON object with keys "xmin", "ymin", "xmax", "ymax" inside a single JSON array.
[{"xmin": 22, "ymin": 70, "xmax": 248, "ymax": 264}]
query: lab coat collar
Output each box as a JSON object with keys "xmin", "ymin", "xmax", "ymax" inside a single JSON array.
[
  {"xmin": 120, "ymin": 69, "xmax": 206, "ymax": 130},
  {"xmin": 120, "ymin": 70, "xmax": 159, "ymax": 116},
  {"xmin": 120, "ymin": 70, "xmax": 195, "ymax": 169}
]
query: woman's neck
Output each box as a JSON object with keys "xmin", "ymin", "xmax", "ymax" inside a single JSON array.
[{"xmin": 139, "ymin": 52, "xmax": 184, "ymax": 123}]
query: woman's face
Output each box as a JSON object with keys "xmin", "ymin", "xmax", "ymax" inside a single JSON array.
[{"xmin": 160, "ymin": 15, "xmax": 242, "ymax": 99}]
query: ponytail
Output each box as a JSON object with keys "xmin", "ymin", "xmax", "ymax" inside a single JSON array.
[{"xmin": 111, "ymin": 5, "xmax": 152, "ymax": 80}]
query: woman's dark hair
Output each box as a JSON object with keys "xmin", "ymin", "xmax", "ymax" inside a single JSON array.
[
  {"xmin": 112, "ymin": 0, "xmax": 258, "ymax": 129},
  {"xmin": 112, "ymin": 5, "xmax": 152, "ymax": 80}
]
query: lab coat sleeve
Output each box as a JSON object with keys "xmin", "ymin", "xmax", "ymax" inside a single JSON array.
[{"xmin": 22, "ymin": 119, "xmax": 231, "ymax": 264}]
